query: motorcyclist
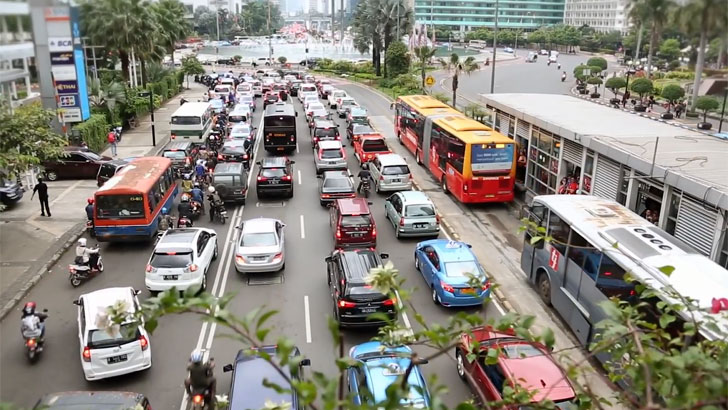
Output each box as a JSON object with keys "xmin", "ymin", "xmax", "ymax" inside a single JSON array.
[
  {"xmin": 75, "ymin": 238, "xmax": 100, "ymax": 270},
  {"xmin": 184, "ymin": 350, "xmax": 216, "ymax": 405},
  {"xmin": 207, "ymin": 186, "xmax": 223, "ymax": 223},
  {"xmin": 181, "ymin": 171, "xmax": 194, "ymax": 192},
  {"xmin": 190, "ymin": 183, "xmax": 205, "ymax": 215},
  {"xmin": 561, "ymin": 71, "xmax": 567, "ymax": 82},
  {"xmin": 159, "ymin": 207, "xmax": 173, "ymax": 231},
  {"xmin": 178, "ymin": 194, "xmax": 194, "ymax": 221},
  {"xmin": 195, "ymin": 160, "xmax": 207, "ymax": 183},
  {"xmin": 356, "ymin": 163, "xmax": 371, "ymax": 193},
  {"xmin": 20, "ymin": 302, "xmax": 48, "ymax": 341},
  {"xmin": 85, "ymin": 198, "xmax": 95, "ymax": 221}
]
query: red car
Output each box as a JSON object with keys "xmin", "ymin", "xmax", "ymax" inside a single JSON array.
[
  {"xmin": 353, "ymin": 134, "xmax": 390, "ymax": 165},
  {"xmin": 455, "ymin": 326, "xmax": 578, "ymax": 408},
  {"xmin": 329, "ymin": 198, "xmax": 376, "ymax": 249}
]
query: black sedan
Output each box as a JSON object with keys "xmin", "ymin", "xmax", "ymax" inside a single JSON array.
[
  {"xmin": 317, "ymin": 170, "xmax": 355, "ymax": 206},
  {"xmin": 218, "ymin": 140, "xmax": 252, "ymax": 169},
  {"xmin": 255, "ymin": 157, "xmax": 295, "ymax": 199}
]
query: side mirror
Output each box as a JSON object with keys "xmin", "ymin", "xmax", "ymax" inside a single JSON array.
[
  {"xmin": 256, "ymin": 161, "xmax": 261, "ymax": 165},
  {"xmin": 134, "ymin": 289, "xmax": 142, "ymax": 295},
  {"xmin": 367, "ymin": 201, "xmax": 373, "ymax": 205},
  {"xmin": 73, "ymin": 299, "xmax": 80, "ymax": 306},
  {"xmin": 43, "ymin": 309, "xmax": 48, "ymax": 313},
  {"xmin": 300, "ymin": 358, "xmax": 311, "ymax": 366},
  {"xmin": 289, "ymin": 161, "xmax": 295, "ymax": 165},
  {"xmin": 223, "ymin": 364, "xmax": 233, "ymax": 372},
  {"xmin": 465, "ymin": 243, "xmax": 472, "ymax": 248},
  {"xmin": 324, "ymin": 256, "xmax": 332, "ymax": 263},
  {"xmin": 209, "ymin": 232, "xmax": 217, "ymax": 237},
  {"xmin": 380, "ymin": 253, "xmax": 389, "ymax": 259},
  {"xmin": 316, "ymin": 175, "xmax": 322, "ymax": 179},
  {"xmin": 295, "ymin": 111, "xmax": 298, "ymax": 117}
]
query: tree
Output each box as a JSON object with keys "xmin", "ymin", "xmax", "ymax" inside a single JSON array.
[
  {"xmin": 0, "ymin": 104, "xmax": 68, "ymax": 177},
  {"xmin": 88, "ymin": 78, "xmax": 126, "ymax": 124},
  {"xmin": 627, "ymin": 0, "xmax": 650, "ymax": 61},
  {"xmin": 605, "ymin": 76, "xmax": 627, "ymax": 99},
  {"xmin": 385, "ymin": 41, "xmax": 410, "ymax": 78},
  {"xmin": 151, "ymin": 0, "xmax": 191, "ymax": 66},
  {"xmin": 278, "ymin": 56, "xmax": 288, "ymax": 65},
  {"xmin": 694, "ymin": 95, "xmax": 719, "ymax": 123},
  {"xmin": 587, "ymin": 76, "xmax": 603, "ymax": 94},
  {"xmin": 413, "ymin": 45, "xmax": 436, "ymax": 89},
  {"xmin": 678, "ymin": 0, "xmax": 725, "ymax": 111},
  {"xmin": 439, "ymin": 53, "xmax": 478, "ymax": 108},
  {"xmin": 586, "ymin": 56, "xmax": 608, "ymax": 71},
  {"xmin": 180, "ymin": 56, "xmax": 205, "ymax": 89},
  {"xmin": 658, "ymin": 38, "xmax": 681, "ymax": 62},
  {"xmin": 639, "ymin": 0, "xmax": 675, "ymax": 76},
  {"xmin": 660, "ymin": 83, "xmax": 685, "ymax": 112},
  {"xmin": 351, "ymin": 0, "xmax": 412, "ymax": 77},
  {"xmin": 630, "ymin": 77, "xmax": 654, "ymax": 102}
]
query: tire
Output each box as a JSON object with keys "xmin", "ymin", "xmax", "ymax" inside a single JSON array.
[
  {"xmin": 200, "ymin": 272, "xmax": 208, "ymax": 292},
  {"xmin": 27, "ymin": 349, "xmax": 37, "ymax": 363},
  {"xmin": 397, "ymin": 133, "xmax": 403, "ymax": 145},
  {"xmin": 416, "ymin": 150, "xmax": 423, "ymax": 165},
  {"xmin": 431, "ymin": 286, "xmax": 440, "ymax": 305},
  {"xmin": 537, "ymin": 273, "xmax": 552, "ymax": 306},
  {"xmin": 70, "ymin": 274, "xmax": 82, "ymax": 287},
  {"xmin": 97, "ymin": 261, "xmax": 104, "ymax": 272},
  {"xmin": 213, "ymin": 242, "xmax": 219, "ymax": 260},
  {"xmin": 45, "ymin": 171, "xmax": 58, "ymax": 181},
  {"xmin": 220, "ymin": 215, "xmax": 226, "ymax": 224},
  {"xmin": 414, "ymin": 253, "xmax": 420, "ymax": 271},
  {"xmin": 456, "ymin": 349, "xmax": 466, "ymax": 380},
  {"xmin": 441, "ymin": 177, "xmax": 449, "ymax": 194},
  {"xmin": 280, "ymin": 262, "xmax": 286, "ymax": 271},
  {"xmin": 395, "ymin": 227, "xmax": 401, "ymax": 239}
]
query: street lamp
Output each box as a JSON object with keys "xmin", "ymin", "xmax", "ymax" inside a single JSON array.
[
  {"xmin": 490, "ymin": 0, "xmax": 499, "ymax": 94},
  {"xmin": 138, "ymin": 91, "xmax": 156, "ymax": 147},
  {"xmin": 624, "ymin": 67, "xmax": 636, "ymax": 94},
  {"xmin": 719, "ymin": 86, "xmax": 728, "ymax": 133}
]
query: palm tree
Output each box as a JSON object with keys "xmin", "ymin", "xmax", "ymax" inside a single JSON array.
[
  {"xmin": 152, "ymin": 0, "xmax": 191, "ymax": 66},
  {"xmin": 351, "ymin": 0, "xmax": 383, "ymax": 75},
  {"xmin": 679, "ymin": 0, "xmax": 726, "ymax": 111},
  {"xmin": 627, "ymin": 0, "xmax": 650, "ymax": 62},
  {"xmin": 639, "ymin": 0, "xmax": 675, "ymax": 77},
  {"xmin": 88, "ymin": 78, "xmax": 126, "ymax": 124},
  {"xmin": 439, "ymin": 54, "xmax": 478, "ymax": 108},
  {"xmin": 413, "ymin": 46, "xmax": 436, "ymax": 89},
  {"xmin": 351, "ymin": 0, "xmax": 413, "ymax": 77}
]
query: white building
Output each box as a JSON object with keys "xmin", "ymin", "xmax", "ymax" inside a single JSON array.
[
  {"xmin": 563, "ymin": 0, "xmax": 629, "ymax": 34},
  {"xmin": 0, "ymin": 1, "xmax": 35, "ymax": 113}
]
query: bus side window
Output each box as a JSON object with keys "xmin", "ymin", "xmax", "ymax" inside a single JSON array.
[
  {"xmin": 596, "ymin": 255, "xmax": 633, "ymax": 298},
  {"xmin": 567, "ymin": 231, "xmax": 600, "ymax": 281},
  {"xmin": 547, "ymin": 212, "xmax": 570, "ymax": 255},
  {"xmin": 524, "ymin": 204, "xmax": 546, "ymax": 247}
]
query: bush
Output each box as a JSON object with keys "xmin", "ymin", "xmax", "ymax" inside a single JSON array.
[
  {"xmin": 355, "ymin": 61, "xmax": 374, "ymax": 74},
  {"xmin": 667, "ymin": 60, "xmax": 681, "ymax": 70},
  {"xmin": 72, "ymin": 114, "xmax": 109, "ymax": 152},
  {"xmin": 175, "ymin": 70, "xmax": 184, "ymax": 90},
  {"xmin": 331, "ymin": 60, "xmax": 355, "ymax": 73},
  {"xmin": 587, "ymin": 57, "xmax": 608, "ymax": 71},
  {"xmin": 165, "ymin": 75, "xmax": 178, "ymax": 98},
  {"xmin": 630, "ymin": 77, "xmax": 653, "ymax": 98},
  {"xmin": 665, "ymin": 71, "xmax": 694, "ymax": 80},
  {"xmin": 385, "ymin": 41, "xmax": 410, "ymax": 78},
  {"xmin": 354, "ymin": 73, "xmax": 379, "ymax": 80},
  {"xmin": 318, "ymin": 58, "xmax": 334, "ymax": 70},
  {"xmin": 660, "ymin": 84, "xmax": 685, "ymax": 104},
  {"xmin": 278, "ymin": 56, "xmax": 288, "ymax": 64}
]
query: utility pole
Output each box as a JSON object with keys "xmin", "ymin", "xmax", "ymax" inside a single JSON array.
[
  {"xmin": 396, "ymin": 1, "xmax": 400, "ymax": 40},
  {"xmin": 339, "ymin": 0, "xmax": 344, "ymax": 47},
  {"xmin": 216, "ymin": 9, "xmax": 221, "ymax": 41},
  {"xmin": 268, "ymin": 0, "xmax": 273, "ymax": 63},
  {"xmin": 489, "ymin": 0, "xmax": 498, "ymax": 93}
]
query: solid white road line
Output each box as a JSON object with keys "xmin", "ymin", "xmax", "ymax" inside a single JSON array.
[
  {"xmin": 304, "ymin": 295, "xmax": 312, "ymax": 343},
  {"xmin": 300, "ymin": 214, "xmax": 306, "ymax": 239},
  {"xmin": 296, "ymin": 143, "xmax": 300, "ymax": 154},
  {"xmin": 297, "ymin": 169, "xmax": 302, "ymax": 185}
]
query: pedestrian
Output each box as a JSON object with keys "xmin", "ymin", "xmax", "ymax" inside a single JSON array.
[
  {"xmin": 622, "ymin": 90, "xmax": 630, "ymax": 107},
  {"xmin": 31, "ymin": 177, "xmax": 51, "ymax": 217},
  {"xmin": 675, "ymin": 102, "xmax": 684, "ymax": 118},
  {"xmin": 648, "ymin": 95, "xmax": 655, "ymax": 109},
  {"xmin": 107, "ymin": 131, "xmax": 118, "ymax": 156}
]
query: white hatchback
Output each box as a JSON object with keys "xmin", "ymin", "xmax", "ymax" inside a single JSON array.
[
  {"xmin": 235, "ymin": 218, "xmax": 286, "ymax": 273},
  {"xmin": 74, "ymin": 287, "xmax": 152, "ymax": 381},
  {"xmin": 145, "ymin": 228, "xmax": 218, "ymax": 293}
]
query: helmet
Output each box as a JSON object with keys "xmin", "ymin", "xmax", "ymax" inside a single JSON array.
[
  {"xmin": 181, "ymin": 194, "xmax": 190, "ymax": 203},
  {"xmin": 162, "ymin": 207, "xmax": 168, "ymax": 215},
  {"xmin": 87, "ymin": 198, "xmax": 95, "ymax": 205},
  {"xmin": 208, "ymin": 186, "xmax": 215, "ymax": 193},
  {"xmin": 190, "ymin": 350, "xmax": 204, "ymax": 364},
  {"xmin": 194, "ymin": 182, "xmax": 200, "ymax": 188},
  {"xmin": 78, "ymin": 238, "xmax": 87, "ymax": 247},
  {"xmin": 23, "ymin": 302, "xmax": 36, "ymax": 316}
]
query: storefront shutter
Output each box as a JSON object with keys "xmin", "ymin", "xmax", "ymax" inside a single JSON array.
[
  {"xmin": 592, "ymin": 155, "xmax": 620, "ymax": 201},
  {"xmin": 674, "ymin": 195, "xmax": 718, "ymax": 256},
  {"xmin": 563, "ymin": 139, "xmax": 583, "ymax": 165},
  {"xmin": 516, "ymin": 119, "xmax": 530, "ymax": 140}
]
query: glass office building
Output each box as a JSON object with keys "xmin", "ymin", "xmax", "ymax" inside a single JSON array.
[{"xmin": 413, "ymin": 0, "xmax": 565, "ymax": 32}]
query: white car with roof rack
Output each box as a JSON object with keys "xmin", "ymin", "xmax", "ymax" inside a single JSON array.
[{"xmin": 145, "ymin": 228, "xmax": 218, "ymax": 293}]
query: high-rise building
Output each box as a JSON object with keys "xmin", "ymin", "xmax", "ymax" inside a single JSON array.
[
  {"xmin": 0, "ymin": 0, "xmax": 34, "ymax": 113},
  {"xmin": 563, "ymin": 0, "xmax": 629, "ymax": 33},
  {"xmin": 414, "ymin": 0, "xmax": 566, "ymax": 33}
]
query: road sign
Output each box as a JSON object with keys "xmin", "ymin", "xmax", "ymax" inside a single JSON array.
[{"xmin": 425, "ymin": 75, "xmax": 435, "ymax": 87}]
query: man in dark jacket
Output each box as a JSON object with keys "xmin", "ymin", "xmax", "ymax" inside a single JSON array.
[{"xmin": 31, "ymin": 177, "xmax": 51, "ymax": 217}]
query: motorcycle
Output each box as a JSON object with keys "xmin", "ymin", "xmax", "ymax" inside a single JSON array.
[
  {"xmin": 561, "ymin": 74, "xmax": 567, "ymax": 82},
  {"xmin": 213, "ymin": 202, "xmax": 227, "ymax": 224},
  {"xmin": 22, "ymin": 310, "xmax": 48, "ymax": 363},
  {"xmin": 178, "ymin": 215, "xmax": 193, "ymax": 228},
  {"xmin": 190, "ymin": 386, "xmax": 213, "ymax": 410},
  {"xmin": 68, "ymin": 247, "xmax": 104, "ymax": 287},
  {"xmin": 86, "ymin": 219, "xmax": 96, "ymax": 237},
  {"xmin": 190, "ymin": 200, "xmax": 203, "ymax": 219},
  {"xmin": 360, "ymin": 179, "xmax": 371, "ymax": 198}
]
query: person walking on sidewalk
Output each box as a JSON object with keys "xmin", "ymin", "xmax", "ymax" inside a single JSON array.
[
  {"xmin": 107, "ymin": 131, "xmax": 118, "ymax": 157},
  {"xmin": 31, "ymin": 177, "xmax": 51, "ymax": 217}
]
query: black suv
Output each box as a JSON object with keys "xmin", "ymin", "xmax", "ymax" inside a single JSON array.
[
  {"xmin": 311, "ymin": 119, "xmax": 341, "ymax": 148},
  {"xmin": 256, "ymin": 157, "xmax": 295, "ymax": 198},
  {"xmin": 326, "ymin": 249, "xmax": 396, "ymax": 327}
]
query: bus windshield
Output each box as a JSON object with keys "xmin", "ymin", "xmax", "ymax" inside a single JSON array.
[
  {"xmin": 96, "ymin": 194, "xmax": 146, "ymax": 219},
  {"xmin": 171, "ymin": 116, "xmax": 200, "ymax": 125},
  {"xmin": 265, "ymin": 116, "xmax": 295, "ymax": 128},
  {"xmin": 470, "ymin": 143, "xmax": 515, "ymax": 174}
]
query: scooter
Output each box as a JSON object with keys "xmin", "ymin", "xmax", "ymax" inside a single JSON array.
[
  {"xmin": 21, "ymin": 310, "xmax": 48, "ymax": 363},
  {"xmin": 86, "ymin": 219, "xmax": 96, "ymax": 237},
  {"xmin": 68, "ymin": 248, "xmax": 104, "ymax": 287},
  {"xmin": 360, "ymin": 179, "xmax": 371, "ymax": 198},
  {"xmin": 212, "ymin": 202, "xmax": 227, "ymax": 224},
  {"xmin": 178, "ymin": 215, "xmax": 193, "ymax": 228},
  {"xmin": 190, "ymin": 200, "xmax": 203, "ymax": 219}
]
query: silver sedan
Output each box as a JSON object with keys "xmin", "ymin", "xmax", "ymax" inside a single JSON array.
[{"xmin": 234, "ymin": 218, "xmax": 286, "ymax": 273}]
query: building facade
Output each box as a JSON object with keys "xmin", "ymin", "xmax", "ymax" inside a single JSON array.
[
  {"xmin": 563, "ymin": 0, "xmax": 629, "ymax": 33},
  {"xmin": 414, "ymin": 0, "xmax": 565, "ymax": 33},
  {"xmin": 1, "ymin": 0, "xmax": 34, "ymax": 113}
]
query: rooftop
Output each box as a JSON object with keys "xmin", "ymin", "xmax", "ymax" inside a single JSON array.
[{"xmin": 481, "ymin": 93, "xmax": 728, "ymax": 210}]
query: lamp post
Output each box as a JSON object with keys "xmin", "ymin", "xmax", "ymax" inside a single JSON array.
[
  {"xmin": 624, "ymin": 67, "xmax": 636, "ymax": 96},
  {"xmin": 719, "ymin": 86, "xmax": 728, "ymax": 133},
  {"xmin": 138, "ymin": 91, "xmax": 156, "ymax": 146},
  {"xmin": 490, "ymin": 0, "xmax": 499, "ymax": 93}
]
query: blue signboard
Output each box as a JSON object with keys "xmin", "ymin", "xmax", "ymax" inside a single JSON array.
[
  {"xmin": 470, "ymin": 143, "xmax": 515, "ymax": 172},
  {"xmin": 50, "ymin": 52, "xmax": 74, "ymax": 65},
  {"xmin": 55, "ymin": 80, "xmax": 79, "ymax": 94},
  {"xmin": 70, "ymin": 7, "xmax": 90, "ymax": 121}
]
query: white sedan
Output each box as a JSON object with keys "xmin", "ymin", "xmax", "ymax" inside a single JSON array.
[{"xmin": 234, "ymin": 218, "xmax": 286, "ymax": 273}]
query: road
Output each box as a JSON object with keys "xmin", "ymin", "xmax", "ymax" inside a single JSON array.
[{"xmin": 1, "ymin": 81, "xmax": 499, "ymax": 408}]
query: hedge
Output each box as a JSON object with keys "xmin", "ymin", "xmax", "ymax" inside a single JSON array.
[{"xmin": 74, "ymin": 114, "xmax": 110, "ymax": 152}]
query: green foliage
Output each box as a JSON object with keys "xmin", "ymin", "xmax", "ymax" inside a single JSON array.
[
  {"xmin": 72, "ymin": 114, "xmax": 110, "ymax": 153},
  {"xmin": 630, "ymin": 77, "xmax": 654, "ymax": 98},
  {"xmin": 573, "ymin": 65, "xmax": 602, "ymax": 82},
  {"xmin": 665, "ymin": 70, "xmax": 695, "ymax": 80},
  {"xmin": 605, "ymin": 76, "xmax": 627, "ymax": 97},
  {"xmin": 88, "ymin": 78, "xmax": 126, "ymax": 125},
  {"xmin": 586, "ymin": 56, "xmax": 608, "ymax": 71},
  {"xmin": 180, "ymin": 56, "xmax": 205, "ymax": 88},
  {"xmin": 695, "ymin": 95, "xmax": 720, "ymax": 113},
  {"xmin": 587, "ymin": 76, "xmax": 603, "ymax": 85},
  {"xmin": 660, "ymin": 84, "xmax": 685, "ymax": 103},
  {"xmin": 385, "ymin": 41, "xmax": 410, "ymax": 78},
  {"xmin": 431, "ymin": 92, "xmax": 450, "ymax": 104},
  {"xmin": 331, "ymin": 60, "xmax": 355, "ymax": 73},
  {"xmin": 278, "ymin": 56, "xmax": 288, "ymax": 65},
  {"xmin": 0, "ymin": 103, "xmax": 68, "ymax": 176},
  {"xmin": 659, "ymin": 38, "xmax": 682, "ymax": 61},
  {"xmin": 351, "ymin": 0, "xmax": 413, "ymax": 77},
  {"xmin": 413, "ymin": 46, "xmax": 437, "ymax": 89}
]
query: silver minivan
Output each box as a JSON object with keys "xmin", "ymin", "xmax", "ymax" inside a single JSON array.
[
  {"xmin": 384, "ymin": 190, "xmax": 440, "ymax": 238},
  {"xmin": 369, "ymin": 153, "xmax": 412, "ymax": 192}
]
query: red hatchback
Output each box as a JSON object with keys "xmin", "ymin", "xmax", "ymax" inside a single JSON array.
[
  {"xmin": 329, "ymin": 198, "xmax": 377, "ymax": 248},
  {"xmin": 455, "ymin": 326, "xmax": 578, "ymax": 408},
  {"xmin": 353, "ymin": 134, "xmax": 390, "ymax": 165}
]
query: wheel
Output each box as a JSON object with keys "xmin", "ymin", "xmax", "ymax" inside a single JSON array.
[
  {"xmin": 220, "ymin": 215, "xmax": 226, "ymax": 224},
  {"xmin": 280, "ymin": 262, "xmax": 286, "ymax": 271},
  {"xmin": 416, "ymin": 150, "xmax": 423, "ymax": 165},
  {"xmin": 395, "ymin": 228, "xmax": 401, "ymax": 239},
  {"xmin": 375, "ymin": 180, "xmax": 381, "ymax": 194},
  {"xmin": 213, "ymin": 242, "xmax": 219, "ymax": 260},
  {"xmin": 45, "ymin": 171, "xmax": 58, "ymax": 181},
  {"xmin": 441, "ymin": 177, "xmax": 449, "ymax": 194},
  {"xmin": 414, "ymin": 253, "xmax": 420, "ymax": 271},
  {"xmin": 537, "ymin": 273, "xmax": 552, "ymax": 306},
  {"xmin": 431, "ymin": 286, "xmax": 440, "ymax": 305},
  {"xmin": 97, "ymin": 261, "xmax": 104, "ymax": 272},
  {"xmin": 70, "ymin": 274, "xmax": 82, "ymax": 287},
  {"xmin": 200, "ymin": 272, "xmax": 208, "ymax": 292},
  {"xmin": 456, "ymin": 349, "xmax": 466, "ymax": 380},
  {"xmin": 397, "ymin": 133, "xmax": 403, "ymax": 145}
]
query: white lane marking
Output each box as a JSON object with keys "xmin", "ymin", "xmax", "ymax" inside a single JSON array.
[
  {"xmin": 297, "ymin": 169, "xmax": 302, "ymax": 185},
  {"xmin": 300, "ymin": 214, "xmax": 306, "ymax": 239},
  {"xmin": 304, "ymin": 295, "xmax": 312, "ymax": 343},
  {"xmin": 296, "ymin": 143, "xmax": 300, "ymax": 154},
  {"xmin": 393, "ymin": 289, "xmax": 414, "ymax": 336}
]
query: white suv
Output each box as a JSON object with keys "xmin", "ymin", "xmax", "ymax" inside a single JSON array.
[
  {"xmin": 74, "ymin": 287, "xmax": 152, "ymax": 381},
  {"xmin": 145, "ymin": 228, "xmax": 218, "ymax": 293}
]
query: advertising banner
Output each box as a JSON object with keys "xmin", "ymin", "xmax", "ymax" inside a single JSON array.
[
  {"xmin": 70, "ymin": 7, "xmax": 90, "ymax": 121},
  {"xmin": 470, "ymin": 143, "xmax": 515, "ymax": 172},
  {"xmin": 55, "ymin": 80, "xmax": 78, "ymax": 94},
  {"xmin": 51, "ymin": 64, "xmax": 77, "ymax": 81},
  {"xmin": 50, "ymin": 52, "xmax": 74, "ymax": 65},
  {"xmin": 48, "ymin": 37, "xmax": 73, "ymax": 52}
]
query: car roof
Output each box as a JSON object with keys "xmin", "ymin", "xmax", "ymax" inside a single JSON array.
[
  {"xmin": 350, "ymin": 107, "xmax": 367, "ymax": 115},
  {"xmin": 214, "ymin": 162, "xmax": 246, "ymax": 174},
  {"xmin": 360, "ymin": 134, "xmax": 385, "ymax": 142},
  {"xmin": 314, "ymin": 119, "xmax": 336, "ymax": 128},
  {"xmin": 397, "ymin": 190, "xmax": 433, "ymax": 205},
  {"xmin": 229, "ymin": 346, "xmax": 299, "ymax": 410},
  {"xmin": 231, "ymin": 123, "xmax": 251, "ymax": 131},
  {"xmin": 422, "ymin": 239, "xmax": 476, "ymax": 263},
  {"xmin": 34, "ymin": 391, "xmax": 146, "ymax": 409},
  {"xmin": 157, "ymin": 228, "xmax": 200, "ymax": 246},
  {"xmin": 337, "ymin": 249, "xmax": 381, "ymax": 283},
  {"xmin": 336, "ymin": 198, "xmax": 370, "ymax": 215},
  {"xmin": 375, "ymin": 153, "xmax": 406, "ymax": 166},
  {"xmin": 353, "ymin": 124, "xmax": 375, "ymax": 133},
  {"xmin": 311, "ymin": 109, "xmax": 328, "ymax": 116},
  {"xmin": 350, "ymin": 342, "xmax": 427, "ymax": 405},
  {"xmin": 241, "ymin": 218, "xmax": 279, "ymax": 234},
  {"xmin": 80, "ymin": 287, "xmax": 136, "ymax": 326},
  {"xmin": 318, "ymin": 140, "xmax": 342, "ymax": 149},
  {"xmin": 323, "ymin": 170, "xmax": 349, "ymax": 180},
  {"xmin": 260, "ymin": 157, "xmax": 289, "ymax": 167},
  {"xmin": 224, "ymin": 139, "xmax": 248, "ymax": 147}
]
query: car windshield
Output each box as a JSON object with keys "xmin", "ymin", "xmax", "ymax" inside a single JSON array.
[
  {"xmin": 223, "ymin": 144, "xmax": 247, "ymax": 154},
  {"xmin": 341, "ymin": 215, "xmax": 371, "ymax": 227},
  {"xmin": 262, "ymin": 168, "xmax": 286, "ymax": 178},
  {"xmin": 382, "ymin": 165, "xmax": 410, "ymax": 175},
  {"xmin": 229, "ymin": 115, "xmax": 247, "ymax": 122},
  {"xmin": 85, "ymin": 152, "xmax": 102, "ymax": 161},
  {"xmin": 353, "ymin": 126, "xmax": 375, "ymax": 134},
  {"xmin": 324, "ymin": 177, "xmax": 352, "ymax": 189},
  {"xmin": 350, "ymin": 107, "xmax": 367, "ymax": 116},
  {"xmin": 214, "ymin": 175, "xmax": 240, "ymax": 185},
  {"xmin": 98, "ymin": 164, "xmax": 121, "ymax": 178},
  {"xmin": 96, "ymin": 194, "xmax": 146, "ymax": 219},
  {"xmin": 321, "ymin": 149, "xmax": 342, "ymax": 159},
  {"xmin": 163, "ymin": 151, "xmax": 187, "ymax": 159},
  {"xmin": 315, "ymin": 128, "xmax": 338, "ymax": 138},
  {"xmin": 362, "ymin": 140, "xmax": 387, "ymax": 152},
  {"xmin": 210, "ymin": 100, "xmax": 224, "ymax": 108},
  {"xmin": 405, "ymin": 204, "xmax": 435, "ymax": 217},
  {"xmin": 88, "ymin": 323, "xmax": 140, "ymax": 348},
  {"xmin": 241, "ymin": 232, "xmax": 277, "ymax": 247},
  {"xmin": 150, "ymin": 251, "xmax": 193, "ymax": 268},
  {"xmin": 444, "ymin": 260, "xmax": 481, "ymax": 277}
]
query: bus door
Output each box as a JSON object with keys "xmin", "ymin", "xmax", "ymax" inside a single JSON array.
[{"xmin": 520, "ymin": 203, "xmax": 546, "ymax": 279}]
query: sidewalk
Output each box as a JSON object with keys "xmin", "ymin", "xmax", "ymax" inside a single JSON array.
[{"xmin": 0, "ymin": 81, "xmax": 208, "ymax": 319}]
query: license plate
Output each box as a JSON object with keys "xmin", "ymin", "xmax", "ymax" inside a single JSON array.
[
  {"xmin": 414, "ymin": 223, "xmax": 427, "ymax": 228},
  {"xmin": 269, "ymin": 180, "xmax": 279, "ymax": 184},
  {"xmin": 277, "ymin": 147, "xmax": 284, "ymax": 151},
  {"xmin": 163, "ymin": 275, "xmax": 179, "ymax": 280},
  {"xmin": 360, "ymin": 308, "xmax": 376, "ymax": 313},
  {"xmin": 107, "ymin": 354, "xmax": 128, "ymax": 364},
  {"xmin": 350, "ymin": 233, "xmax": 363, "ymax": 237},
  {"xmin": 274, "ymin": 133, "xmax": 286, "ymax": 137},
  {"xmin": 251, "ymin": 256, "xmax": 267, "ymax": 261},
  {"xmin": 460, "ymin": 288, "xmax": 476, "ymax": 295},
  {"xmin": 391, "ymin": 179, "xmax": 401, "ymax": 183}
]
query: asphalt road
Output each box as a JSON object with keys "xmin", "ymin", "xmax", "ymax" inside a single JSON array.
[{"xmin": 1, "ymin": 85, "xmax": 496, "ymax": 408}]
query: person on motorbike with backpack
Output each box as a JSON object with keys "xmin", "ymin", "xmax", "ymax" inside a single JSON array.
[
  {"xmin": 190, "ymin": 183, "xmax": 205, "ymax": 215},
  {"xmin": 184, "ymin": 350, "xmax": 216, "ymax": 406},
  {"xmin": 75, "ymin": 238, "xmax": 99, "ymax": 270},
  {"xmin": 207, "ymin": 186, "xmax": 223, "ymax": 223},
  {"xmin": 159, "ymin": 207, "xmax": 173, "ymax": 231},
  {"xmin": 178, "ymin": 194, "xmax": 194, "ymax": 220},
  {"xmin": 21, "ymin": 302, "xmax": 48, "ymax": 342},
  {"xmin": 195, "ymin": 160, "xmax": 207, "ymax": 185},
  {"xmin": 356, "ymin": 163, "xmax": 371, "ymax": 194}
]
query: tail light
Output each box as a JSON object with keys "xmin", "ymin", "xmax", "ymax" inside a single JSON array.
[
  {"xmin": 192, "ymin": 394, "xmax": 204, "ymax": 405},
  {"xmin": 290, "ymin": 136, "xmax": 295, "ymax": 141},
  {"xmin": 139, "ymin": 335, "xmax": 149, "ymax": 350},
  {"xmin": 463, "ymin": 183, "xmax": 468, "ymax": 192},
  {"xmin": 82, "ymin": 346, "xmax": 91, "ymax": 361},
  {"xmin": 342, "ymin": 150, "xmax": 347, "ymax": 159},
  {"xmin": 145, "ymin": 264, "xmax": 156, "ymax": 273},
  {"xmin": 337, "ymin": 299, "xmax": 356, "ymax": 308},
  {"xmin": 481, "ymin": 280, "xmax": 491, "ymax": 292},
  {"xmin": 314, "ymin": 137, "xmax": 319, "ymax": 142},
  {"xmin": 336, "ymin": 229, "xmax": 342, "ymax": 239},
  {"xmin": 26, "ymin": 338, "xmax": 37, "ymax": 347},
  {"xmin": 185, "ymin": 264, "xmax": 198, "ymax": 273},
  {"xmin": 322, "ymin": 194, "xmax": 331, "ymax": 198},
  {"xmin": 257, "ymin": 176, "xmax": 267, "ymax": 182},
  {"xmin": 282, "ymin": 175, "xmax": 292, "ymax": 181},
  {"xmin": 243, "ymin": 154, "xmax": 249, "ymax": 160},
  {"xmin": 436, "ymin": 214, "xmax": 441, "ymax": 224},
  {"xmin": 236, "ymin": 255, "xmax": 246, "ymax": 264},
  {"xmin": 399, "ymin": 218, "xmax": 405, "ymax": 227},
  {"xmin": 69, "ymin": 266, "xmax": 76, "ymax": 273},
  {"xmin": 273, "ymin": 253, "xmax": 283, "ymax": 261},
  {"xmin": 371, "ymin": 227, "xmax": 377, "ymax": 237},
  {"xmin": 382, "ymin": 298, "xmax": 396, "ymax": 306},
  {"xmin": 441, "ymin": 281, "xmax": 455, "ymax": 293},
  {"xmin": 218, "ymin": 154, "xmax": 223, "ymax": 160},
  {"xmin": 171, "ymin": 134, "xmax": 176, "ymax": 140},
  {"xmin": 409, "ymin": 174, "xmax": 413, "ymax": 180},
  {"xmin": 379, "ymin": 175, "xmax": 384, "ymax": 181}
]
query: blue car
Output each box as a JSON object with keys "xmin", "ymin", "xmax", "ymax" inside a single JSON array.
[
  {"xmin": 348, "ymin": 342, "xmax": 431, "ymax": 407},
  {"xmin": 414, "ymin": 239, "xmax": 491, "ymax": 307}
]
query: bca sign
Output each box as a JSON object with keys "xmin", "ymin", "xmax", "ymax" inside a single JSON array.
[{"xmin": 49, "ymin": 37, "xmax": 73, "ymax": 52}]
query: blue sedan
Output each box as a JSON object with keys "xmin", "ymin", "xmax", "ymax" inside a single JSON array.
[
  {"xmin": 348, "ymin": 342, "xmax": 431, "ymax": 407},
  {"xmin": 414, "ymin": 239, "xmax": 491, "ymax": 307}
]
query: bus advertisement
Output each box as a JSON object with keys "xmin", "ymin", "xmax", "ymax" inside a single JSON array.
[
  {"xmin": 93, "ymin": 157, "xmax": 178, "ymax": 242},
  {"xmin": 394, "ymin": 95, "xmax": 516, "ymax": 203}
]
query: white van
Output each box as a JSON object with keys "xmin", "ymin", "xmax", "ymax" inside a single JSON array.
[
  {"xmin": 369, "ymin": 153, "xmax": 412, "ymax": 192},
  {"xmin": 170, "ymin": 102, "xmax": 213, "ymax": 141},
  {"xmin": 251, "ymin": 80, "xmax": 263, "ymax": 97},
  {"xmin": 328, "ymin": 89, "xmax": 348, "ymax": 108},
  {"xmin": 214, "ymin": 84, "xmax": 232, "ymax": 99},
  {"xmin": 299, "ymin": 83, "xmax": 317, "ymax": 103}
]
